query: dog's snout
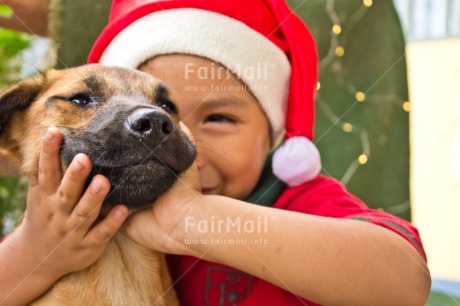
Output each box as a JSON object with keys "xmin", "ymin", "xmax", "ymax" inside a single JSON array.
[{"xmin": 126, "ymin": 108, "xmax": 174, "ymax": 139}]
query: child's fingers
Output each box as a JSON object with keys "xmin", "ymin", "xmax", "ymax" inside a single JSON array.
[
  {"xmin": 179, "ymin": 121, "xmax": 195, "ymax": 143},
  {"xmin": 58, "ymin": 154, "xmax": 93, "ymax": 214},
  {"xmin": 28, "ymin": 174, "xmax": 38, "ymax": 188},
  {"xmin": 38, "ymin": 127, "xmax": 64, "ymax": 195},
  {"xmin": 123, "ymin": 208, "xmax": 155, "ymax": 248},
  {"xmin": 69, "ymin": 175, "xmax": 111, "ymax": 229},
  {"xmin": 177, "ymin": 162, "xmax": 200, "ymax": 192},
  {"xmin": 25, "ymin": 175, "xmax": 40, "ymax": 212},
  {"xmin": 178, "ymin": 121, "xmax": 200, "ymax": 190},
  {"xmin": 27, "ymin": 174, "xmax": 40, "ymax": 213},
  {"xmin": 86, "ymin": 204, "xmax": 128, "ymax": 244}
]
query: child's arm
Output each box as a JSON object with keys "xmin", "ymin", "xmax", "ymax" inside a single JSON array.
[
  {"xmin": 0, "ymin": 128, "xmax": 128, "ymax": 306},
  {"xmin": 126, "ymin": 167, "xmax": 431, "ymax": 306}
]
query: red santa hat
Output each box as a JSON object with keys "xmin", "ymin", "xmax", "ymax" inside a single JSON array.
[{"xmin": 88, "ymin": 0, "xmax": 321, "ymax": 186}]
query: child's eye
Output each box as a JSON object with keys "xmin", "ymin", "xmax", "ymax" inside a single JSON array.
[{"xmin": 205, "ymin": 114, "xmax": 236, "ymax": 124}]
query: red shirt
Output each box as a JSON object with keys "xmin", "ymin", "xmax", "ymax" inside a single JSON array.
[{"xmin": 167, "ymin": 175, "xmax": 426, "ymax": 305}]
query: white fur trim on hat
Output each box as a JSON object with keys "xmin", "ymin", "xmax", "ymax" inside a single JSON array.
[
  {"xmin": 272, "ymin": 136, "xmax": 322, "ymax": 186},
  {"xmin": 99, "ymin": 8, "xmax": 291, "ymax": 143}
]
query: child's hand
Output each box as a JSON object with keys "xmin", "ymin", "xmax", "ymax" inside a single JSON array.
[
  {"xmin": 124, "ymin": 122, "xmax": 202, "ymax": 255},
  {"xmin": 13, "ymin": 127, "xmax": 128, "ymax": 280},
  {"xmin": 124, "ymin": 162, "xmax": 202, "ymax": 255}
]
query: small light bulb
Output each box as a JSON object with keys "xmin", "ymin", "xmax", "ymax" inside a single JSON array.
[
  {"xmin": 355, "ymin": 91, "xmax": 366, "ymax": 102},
  {"xmin": 403, "ymin": 101, "xmax": 411, "ymax": 112},
  {"xmin": 335, "ymin": 46, "xmax": 345, "ymax": 57},
  {"xmin": 358, "ymin": 154, "xmax": 368, "ymax": 165},
  {"xmin": 363, "ymin": 0, "xmax": 373, "ymax": 7},
  {"xmin": 317, "ymin": 82, "xmax": 321, "ymax": 90},
  {"xmin": 332, "ymin": 25, "xmax": 342, "ymax": 35},
  {"xmin": 342, "ymin": 123, "xmax": 353, "ymax": 132}
]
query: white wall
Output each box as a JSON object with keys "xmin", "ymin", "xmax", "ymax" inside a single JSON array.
[{"xmin": 408, "ymin": 37, "xmax": 460, "ymax": 280}]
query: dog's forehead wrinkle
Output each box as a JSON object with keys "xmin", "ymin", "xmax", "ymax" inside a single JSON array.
[
  {"xmin": 119, "ymin": 71, "xmax": 162, "ymax": 99},
  {"xmin": 154, "ymin": 83, "xmax": 170, "ymax": 100},
  {"xmin": 83, "ymin": 74, "xmax": 104, "ymax": 96},
  {"xmin": 81, "ymin": 67, "xmax": 164, "ymax": 106},
  {"xmin": 110, "ymin": 93, "xmax": 154, "ymax": 106},
  {"xmin": 96, "ymin": 67, "xmax": 155, "ymax": 89}
]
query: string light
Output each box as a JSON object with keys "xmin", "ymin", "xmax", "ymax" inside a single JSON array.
[
  {"xmin": 403, "ymin": 101, "xmax": 411, "ymax": 112},
  {"xmin": 332, "ymin": 24, "xmax": 342, "ymax": 35},
  {"xmin": 316, "ymin": 0, "xmax": 408, "ymax": 214},
  {"xmin": 317, "ymin": 82, "xmax": 321, "ymax": 91},
  {"xmin": 355, "ymin": 91, "xmax": 366, "ymax": 102},
  {"xmin": 335, "ymin": 46, "xmax": 345, "ymax": 57},
  {"xmin": 342, "ymin": 123, "xmax": 354, "ymax": 133},
  {"xmin": 358, "ymin": 154, "xmax": 368, "ymax": 165},
  {"xmin": 363, "ymin": 0, "xmax": 373, "ymax": 7}
]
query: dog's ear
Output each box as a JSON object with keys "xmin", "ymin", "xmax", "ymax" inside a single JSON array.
[{"xmin": 0, "ymin": 74, "xmax": 45, "ymax": 134}]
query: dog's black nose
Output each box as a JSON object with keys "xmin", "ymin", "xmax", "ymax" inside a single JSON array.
[{"xmin": 125, "ymin": 108, "xmax": 174, "ymax": 140}]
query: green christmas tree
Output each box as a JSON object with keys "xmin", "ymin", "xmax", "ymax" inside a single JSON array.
[{"xmin": 288, "ymin": 0, "xmax": 411, "ymax": 220}]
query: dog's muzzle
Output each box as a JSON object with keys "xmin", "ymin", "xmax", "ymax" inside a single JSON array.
[{"xmin": 61, "ymin": 104, "xmax": 196, "ymax": 215}]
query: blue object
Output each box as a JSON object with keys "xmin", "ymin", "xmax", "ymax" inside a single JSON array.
[{"xmin": 431, "ymin": 279, "xmax": 460, "ymax": 298}]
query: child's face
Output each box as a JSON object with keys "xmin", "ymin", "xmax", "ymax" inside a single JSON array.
[{"xmin": 139, "ymin": 54, "xmax": 271, "ymax": 200}]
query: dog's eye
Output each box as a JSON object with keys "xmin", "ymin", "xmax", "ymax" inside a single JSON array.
[
  {"xmin": 160, "ymin": 100, "xmax": 178, "ymax": 114},
  {"xmin": 68, "ymin": 94, "xmax": 94, "ymax": 106}
]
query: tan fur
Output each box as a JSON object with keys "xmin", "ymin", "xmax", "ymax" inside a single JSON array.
[
  {"xmin": 0, "ymin": 65, "xmax": 183, "ymax": 305},
  {"xmin": 31, "ymin": 234, "xmax": 178, "ymax": 306}
]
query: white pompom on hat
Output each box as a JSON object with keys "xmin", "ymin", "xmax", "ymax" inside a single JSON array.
[{"xmin": 88, "ymin": 0, "xmax": 321, "ymax": 187}]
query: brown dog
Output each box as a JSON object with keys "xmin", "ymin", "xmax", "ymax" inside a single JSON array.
[{"xmin": 0, "ymin": 64, "xmax": 196, "ymax": 305}]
